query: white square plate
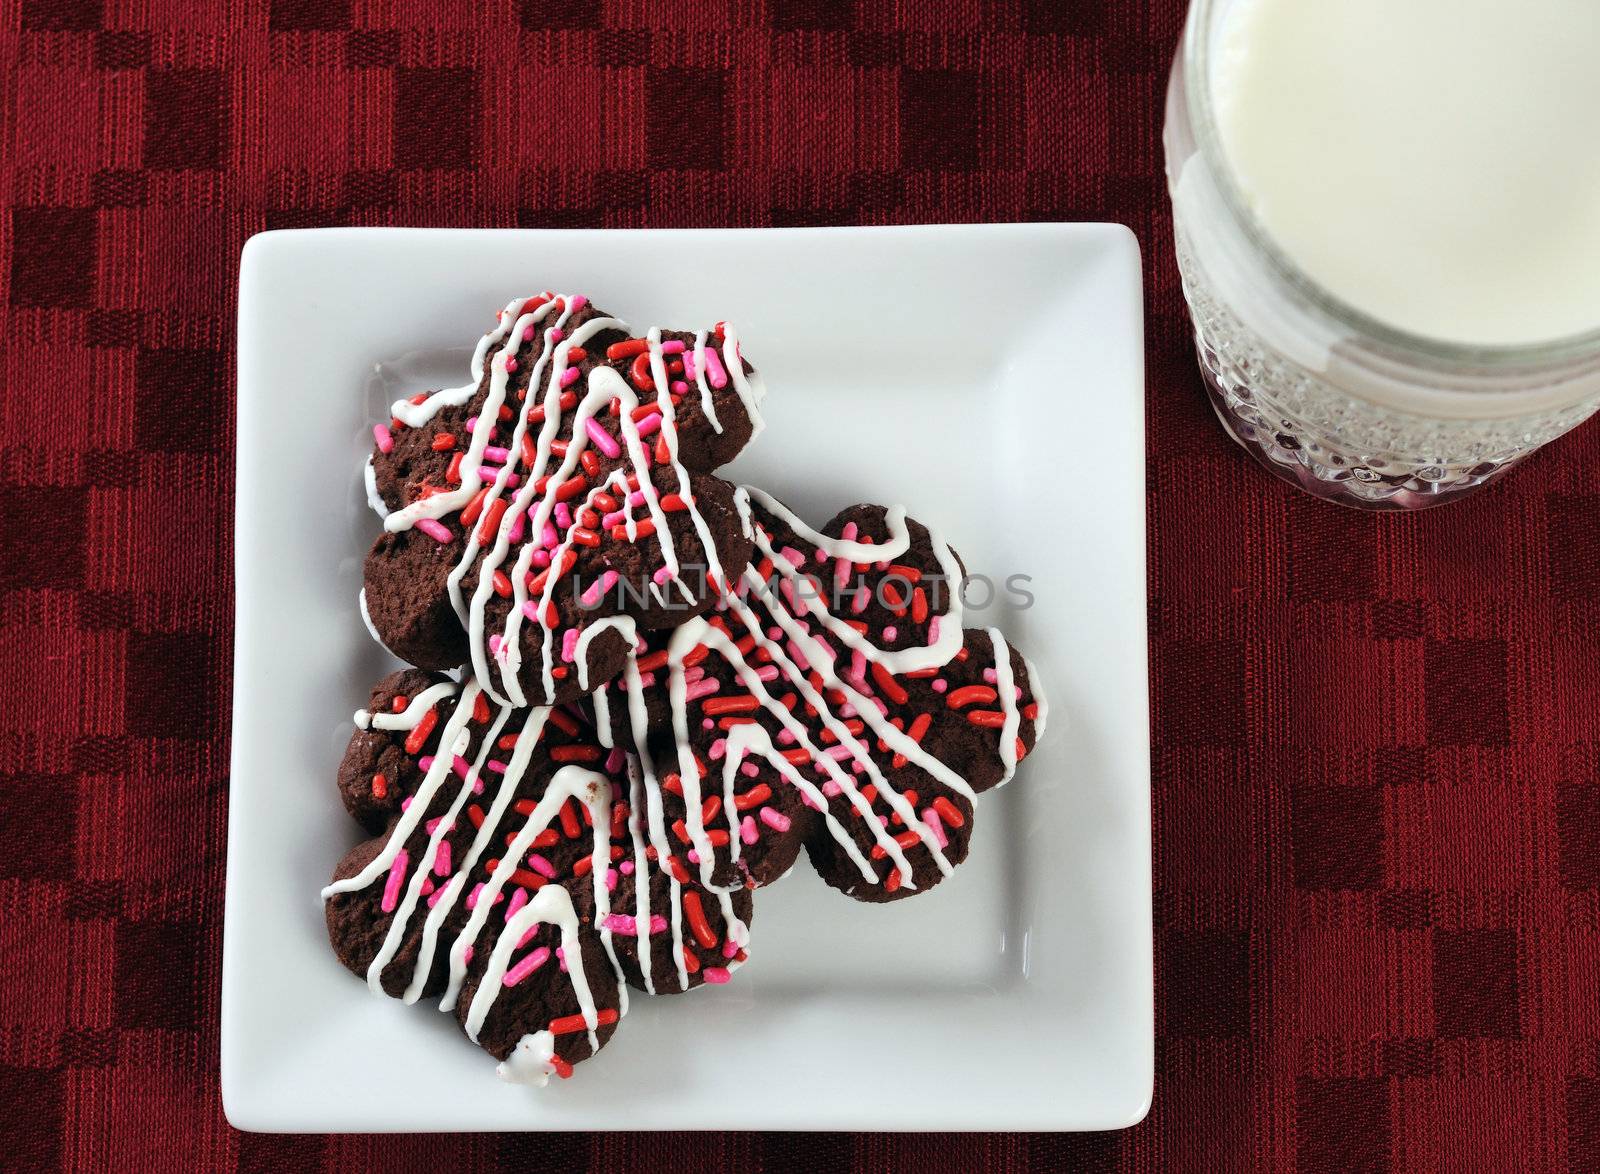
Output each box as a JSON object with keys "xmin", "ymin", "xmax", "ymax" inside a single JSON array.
[{"xmin": 224, "ymin": 225, "xmax": 1151, "ymax": 1132}]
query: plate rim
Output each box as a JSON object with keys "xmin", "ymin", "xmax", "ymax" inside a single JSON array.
[{"xmin": 223, "ymin": 222, "xmax": 1152, "ymax": 1132}]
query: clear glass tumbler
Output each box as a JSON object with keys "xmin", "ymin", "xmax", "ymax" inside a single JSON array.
[{"xmin": 1164, "ymin": 0, "xmax": 1600, "ymax": 510}]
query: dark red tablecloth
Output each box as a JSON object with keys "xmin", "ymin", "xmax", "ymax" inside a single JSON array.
[{"xmin": 6, "ymin": 1, "xmax": 1599, "ymax": 1169}]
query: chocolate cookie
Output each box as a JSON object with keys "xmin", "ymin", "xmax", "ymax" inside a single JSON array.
[
  {"xmin": 361, "ymin": 293, "xmax": 764, "ymax": 706},
  {"xmin": 324, "ymin": 670, "xmax": 763, "ymax": 1080},
  {"xmin": 589, "ymin": 488, "xmax": 1049, "ymax": 902}
]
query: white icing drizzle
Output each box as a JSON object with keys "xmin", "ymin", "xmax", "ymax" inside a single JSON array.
[
  {"xmin": 599, "ymin": 494, "xmax": 1044, "ymax": 893},
  {"xmin": 354, "ymin": 680, "xmax": 459, "ymax": 731},
  {"xmin": 326, "ymin": 672, "xmax": 755, "ymax": 1076},
  {"xmin": 372, "ymin": 295, "xmax": 760, "ymax": 709},
  {"xmin": 363, "ymin": 456, "xmax": 389, "ymax": 518},
  {"xmin": 498, "ymin": 1029, "xmax": 559, "ymax": 1086},
  {"xmin": 988, "ymin": 627, "xmax": 1022, "ymax": 786}
]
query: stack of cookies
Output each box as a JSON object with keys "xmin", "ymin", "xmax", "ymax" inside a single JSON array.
[{"xmin": 326, "ymin": 294, "xmax": 1048, "ymax": 1084}]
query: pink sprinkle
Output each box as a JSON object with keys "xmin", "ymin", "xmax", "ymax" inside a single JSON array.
[
  {"xmin": 759, "ymin": 806, "xmax": 791, "ymax": 832},
  {"xmin": 780, "ymin": 546, "xmax": 807, "ymax": 569},
  {"xmin": 506, "ymin": 509, "xmax": 526, "ymax": 544},
  {"xmin": 502, "ymin": 946, "xmax": 551, "ymax": 987},
  {"xmin": 741, "ymin": 815, "xmax": 758, "ymax": 845},
  {"xmin": 506, "ymin": 886, "xmax": 528, "ymax": 921},
  {"xmin": 520, "ymin": 601, "xmax": 541, "ymax": 622},
  {"xmin": 822, "ymin": 780, "xmax": 843, "ymax": 797},
  {"xmin": 741, "ymin": 762, "xmax": 760, "ymax": 778},
  {"xmin": 636, "ymin": 413, "xmax": 661, "ymax": 439},
  {"xmin": 671, "ymin": 380, "xmax": 688, "ymax": 394},
  {"xmin": 562, "ymin": 627, "xmax": 580, "ymax": 662},
  {"xmin": 521, "ymin": 327, "xmax": 535, "ymax": 342},
  {"xmin": 381, "ymin": 851, "xmax": 409, "ymax": 913},
  {"xmin": 540, "ymin": 519, "xmax": 560, "ymax": 549},
  {"xmin": 702, "ymin": 966, "xmax": 732, "ymax": 984},
  {"xmin": 581, "ymin": 569, "xmax": 619, "ymax": 609},
  {"xmin": 526, "ymin": 853, "xmax": 557, "ymax": 880},
  {"xmin": 561, "ymin": 366, "xmax": 580, "ymax": 388},
  {"xmin": 659, "ymin": 339, "xmax": 686, "ymax": 354},
  {"xmin": 401, "ymin": 795, "xmax": 413, "ymax": 810},
  {"xmin": 530, "ymin": 548, "xmax": 552, "ymax": 570},
  {"xmin": 463, "ymin": 945, "xmax": 474, "ymax": 963},
  {"xmin": 776, "ymin": 728, "xmax": 796, "ymax": 746},
  {"xmin": 603, "ymin": 913, "xmax": 637, "ymax": 935},
  {"xmin": 682, "ymin": 353, "xmax": 697, "ymax": 379},
  {"xmin": 883, "ymin": 626, "xmax": 898, "ymax": 641},
  {"xmin": 851, "ymin": 585, "xmax": 870, "ymax": 614},
  {"xmin": 488, "ymin": 634, "xmax": 503, "ymax": 657},
  {"xmin": 709, "ymin": 738, "xmax": 727, "ymax": 760},
  {"xmin": 687, "ymin": 850, "xmax": 700, "ymax": 864},
  {"xmin": 585, "ymin": 417, "xmax": 622, "ymax": 458},
  {"xmin": 465, "ymin": 417, "xmax": 476, "ymax": 432},
  {"xmin": 652, "ymin": 566, "xmax": 672, "ymax": 586},
  {"xmin": 755, "ymin": 664, "xmax": 779, "ymax": 683},
  {"xmin": 802, "ymin": 791, "xmax": 822, "ymax": 811},
  {"xmin": 601, "ymin": 509, "xmax": 627, "ymax": 528},
  {"xmin": 928, "ymin": 616, "xmax": 942, "ymax": 644},
  {"xmin": 983, "ymin": 667, "xmax": 998, "ymax": 684},
  {"xmin": 426, "ymin": 881, "xmax": 450, "ymax": 908},
  {"xmin": 685, "ymin": 677, "xmax": 721, "ymax": 702},
  {"xmin": 504, "ymin": 356, "xmax": 518, "ymax": 373},
  {"xmin": 483, "ymin": 446, "xmax": 510, "ymax": 462},
  {"xmin": 466, "ymin": 882, "xmax": 484, "ymax": 909},
  {"xmin": 415, "ymin": 518, "xmax": 452, "ymax": 543},
  {"xmin": 373, "ymin": 424, "xmax": 393, "ymax": 453},
  {"xmin": 851, "ymin": 649, "xmax": 867, "ymax": 682},
  {"xmin": 557, "ymin": 947, "xmax": 568, "ymax": 973},
  {"xmin": 569, "ymin": 295, "xmax": 587, "ymax": 311},
  {"xmin": 620, "ymin": 860, "xmax": 635, "ymax": 875},
  {"xmin": 554, "ymin": 503, "xmax": 572, "ymax": 530},
  {"xmin": 723, "ymin": 939, "xmax": 740, "ymax": 959},
  {"xmin": 433, "ymin": 842, "xmax": 452, "ymax": 876},
  {"xmin": 605, "ymin": 867, "xmax": 618, "ymax": 891},
  {"xmin": 704, "ymin": 347, "xmax": 728, "ymax": 389},
  {"xmin": 932, "ymin": 678, "xmax": 948, "ymax": 693},
  {"xmin": 549, "ymin": 327, "xmax": 563, "ymax": 342},
  {"xmin": 702, "ymin": 718, "xmax": 715, "ymax": 730},
  {"xmin": 922, "ymin": 808, "xmax": 948, "ymax": 848}
]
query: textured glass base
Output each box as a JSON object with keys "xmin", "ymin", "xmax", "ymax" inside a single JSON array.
[
  {"xmin": 1192, "ymin": 333, "xmax": 1525, "ymax": 510},
  {"xmin": 1175, "ymin": 227, "xmax": 1600, "ymax": 511}
]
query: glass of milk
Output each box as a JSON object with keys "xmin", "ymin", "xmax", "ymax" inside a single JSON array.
[{"xmin": 1165, "ymin": 0, "xmax": 1600, "ymax": 509}]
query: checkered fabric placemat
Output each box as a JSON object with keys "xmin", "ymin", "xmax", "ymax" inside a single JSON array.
[{"xmin": 4, "ymin": 1, "xmax": 1600, "ymax": 1169}]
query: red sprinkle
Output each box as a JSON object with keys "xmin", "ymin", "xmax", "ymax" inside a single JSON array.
[
  {"xmin": 681, "ymin": 890, "xmax": 719, "ymax": 949},
  {"xmin": 966, "ymin": 709, "xmax": 1006, "ymax": 728},
  {"xmin": 606, "ymin": 338, "xmax": 649, "ymax": 361},
  {"xmin": 473, "ymin": 691, "xmax": 491, "ymax": 724},
  {"xmin": 545, "ymin": 707, "xmax": 580, "ymax": 736},
  {"xmin": 701, "ymin": 695, "xmax": 760, "ymax": 716},
  {"xmin": 733, "ymin": 783, "xmax": 772, "ymax": 811},
  {"xmin": 549, "ymin": 1007, "xmax": 619, "ymax": 1035},
  {"xmin": 404, "ymin": 707, "xmax": 438, "ymax": 755},
  {"xmin": 371, "ymin": 772, "xmax": 388, "ymax": 799},
  {"xmin": 431, "ymin": 433, "xmax": 456, "ymax": 452},
  {"xmin": 932, "ymin": 796, "xmax": 965, "ymax": 827},
  {"xmin": 947, "ymin": 685, "xmax": 999, "ymax": 710},
  {"xmin": 870, "ymin": 661, "xmax": 909, "ymax": 706},
  {"xmin": 492, "ymin": 570, "xmax": 513, "ymax": 598},
  {"xmin": 550, "ymin": 744, "xmax": 603, "ymax": 764},
  {"xmin": 476, "ymin": 499, "xmax": 508, "ymax": 545}
]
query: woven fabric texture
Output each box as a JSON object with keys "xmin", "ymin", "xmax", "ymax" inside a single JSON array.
[{"xmin": 3, "ymin": 1, "xmax": 1599, "ymax": 1169}]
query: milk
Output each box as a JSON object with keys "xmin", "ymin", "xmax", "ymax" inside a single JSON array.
[{"xmin": 1210, "ymin": 0, "xmax": 1600, "ymax": 347}]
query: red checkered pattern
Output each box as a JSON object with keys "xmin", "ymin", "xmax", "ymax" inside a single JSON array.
[{"xmin": 3, "ymin": 0, "xmax": 1599, "ymax": 1168}]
